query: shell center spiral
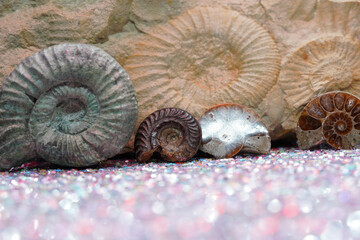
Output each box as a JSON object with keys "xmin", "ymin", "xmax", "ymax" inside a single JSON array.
[
  {"xmin": 53, "ymin": 98, "xmax": 87, "ymax": 133},
  {"xmin": 169, "ymin": 35, "xmax": 240, "ymax": 95},
  {"xmin": 335, "ymin": 121, "xmax": 346, "ymax": 132},
  {"xmin": 29, "ymin": 84, "xmax": 100, "ymax": 137},
  {"xmin": 159, "ymin": 127, "xmax": 184, "ymax": 148},
  {"xmin": 310, "ymin": 59, "xmax": 353, "ymax": 92},
  {"xmin": 323, "ymin": 112, "xmax": 353, "ymax": 137}
]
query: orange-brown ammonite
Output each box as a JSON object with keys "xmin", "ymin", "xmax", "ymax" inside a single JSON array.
[{"xmin": 297, "ymin": 91, "xmax": 360, "ymax": 149}]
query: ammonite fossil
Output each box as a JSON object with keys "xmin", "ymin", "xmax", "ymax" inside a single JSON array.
[
  {"xmin": 125, "ymin": 6, "xmax": 281, "ymax": 141},
  {"xmin": 0, "ymin": 43, "xmax": 138, "ymax": 170},
  {"xmin": 297, "ymin": 91, "xmax": 360, "ymax": 149},
  {"xmin": 279, "ymin": 36, "xmax": 360, "ymax": 129},
  {"xmin": 135, "ymin": 108, "xmax": 201, "ymax": 162},
  {"xmin": 199, "ymin": 104, "xmax": 271, "ymax": 158}
]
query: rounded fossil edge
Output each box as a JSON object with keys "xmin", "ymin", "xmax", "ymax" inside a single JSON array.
[
  {"xmin": 0, "ymin": 43, "xmax": 138, "ymax": 170},
  {"xmin": 134, "ymin": 107, "xmax": 202, "ymax": 162},
  {"xmin": 297, "ymin": 91, "xmax": 360, "ymax": 149},
  {"xmin": 199, "ymin": 103, "xmax": 271, "ymax": 158}
]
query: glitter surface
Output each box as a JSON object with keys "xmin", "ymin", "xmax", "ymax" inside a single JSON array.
[{"xmin": 1, "ymin": 148, "xmax": 360, "ymax": 239}]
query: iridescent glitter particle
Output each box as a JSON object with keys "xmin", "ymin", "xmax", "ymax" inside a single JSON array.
[{"xmin": 1, "ymin": 148, "xmax": 360, "ymax": 239}]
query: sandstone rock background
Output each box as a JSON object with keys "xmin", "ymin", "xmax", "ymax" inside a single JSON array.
[{"xmin": 1, "ymin": 0, "xmax": 360, "ymax": 146}]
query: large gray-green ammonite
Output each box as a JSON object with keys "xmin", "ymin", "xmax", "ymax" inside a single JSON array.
[{"xmin": 0, "ymin": 44, "xmax": 138, "ymax": 170}]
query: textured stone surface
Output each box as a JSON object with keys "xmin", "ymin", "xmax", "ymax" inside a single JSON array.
[
  {"xmin": 0, "ymin": 0, "xmax": 132, "ymax": 83},
  {"xmin": 1, "ymin": 0, "xmax": 360, "ymax": 147}
]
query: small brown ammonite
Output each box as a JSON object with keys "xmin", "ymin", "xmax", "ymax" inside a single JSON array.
[
  {"xmin": 297, "ymin": 91, "xmax": 360, "ymax": 149},
  {"xmin": 134, "ymin": 108, "xmax": 201, "ymax": 162}
]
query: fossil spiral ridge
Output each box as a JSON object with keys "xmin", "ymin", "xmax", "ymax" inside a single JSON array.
[
  {"xmin": 125, "ymin": 6, "xmax": 281, "ymax": 131},
  {"xmin": 297, "ymin": 91, "xmax": 360, "ymax": 149},
  {"xmin": 279, "ymin": 36, "xmax": 360, "ymax": 114},
  {"xmin": 135, "ymin": 108, "xmax": 201, "ymax": 162},
  {"xmin": 0, "ymin": 43, "xmax": 138, "ymax": 169}
]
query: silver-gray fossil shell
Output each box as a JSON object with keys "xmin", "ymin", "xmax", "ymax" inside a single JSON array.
[
  {"xmin": 199, "ymin": 104, "xmax": 271, "ymax": 158},
  {"xmin": 0, "ymin": 43, "xmax": 138, "ymax": 170}
]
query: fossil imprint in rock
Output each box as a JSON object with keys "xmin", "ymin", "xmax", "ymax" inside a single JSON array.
[
  {"xmin": 279, "ymin": 36, "xmax": 360, "ymax": 125},
  {"xmin": 0, "ymin": 44, "xmax": 138, "ymax": 170},
  {"xmin": 135, "ymin": 108, "xmax": 201, "ymax": 162},
  {"xmin": 297, "ymin": 92, "xmax": 360, "ymax": 149},
  {"xmin": 125, "ymin": 6, "xmax": 281, "ymax": 130},
  {"xmin": 199, "ymin": 104, "xmax": 271, "ymax": 159}
]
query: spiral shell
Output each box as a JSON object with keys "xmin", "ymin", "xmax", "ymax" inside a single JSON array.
[
  {"xmin": 279, "ymin": 36, "xmax": 360, "ymax": 120},
  {"xmin": 0, "ymin": 43, "xmax": 138, "ymax": 170},
  {"xmin": 125, "ymin": 6, "xmax": 281, "ymax": 133},
  {"xmin": 199, "ymin": 104, "xmax": 271, "ymax": 158},
  {"xmin": 135, "ymin": 108, "xmax": 201, "ymax": 162},
  {"xmin": 297, "ymin": 91, "xmax": 360, "ymax": 149}
]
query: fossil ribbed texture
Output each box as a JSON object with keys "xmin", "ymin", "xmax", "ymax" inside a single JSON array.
[
  {"xmin": 279, "ymin": 36, "xmax": 360, "ymax": 129},
  {"xmin": 125, "ymin": 6, "xmax": 281, "ymax": 132},
  {"xmin": 0, "ymin": 43, "xmax": 138, "ymax": 169},
  {"xmin": 297, "ymin": 91, "xmax": 360, "ymax": 149},
  {"xmin": 135, "ymin": 108, "xmax": 201, "ymax": 162},
  {"xmin": 280, "ymin": 36, "xmax": 360, "ymax": 109}
]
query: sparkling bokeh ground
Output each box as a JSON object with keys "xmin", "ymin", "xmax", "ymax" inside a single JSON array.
[{"xmin": 1, "ymin": 148, "xmax": 360, "ymax": 240}]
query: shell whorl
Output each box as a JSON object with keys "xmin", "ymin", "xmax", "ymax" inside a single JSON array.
[
  {"xmin": 199, "ymin": 104, "xmax": 271, "ymax": 158},
  {"xmin": 135, "ymin": 108, "xmax": 201, "ymax": 162},
  {"xmin": 125, "ymin": 6, "xmax": 281, "ymax": 130},
  {"xmin": 279, "ymin": 36, "xmax": 360, "ymax": 113},
  {"xmin": 0, "ymin": 43, "xmax": 138, "ymax": 169},
  {"xmin": 297, "ymin": 91, "xmax": 360, "ymax": 149}
]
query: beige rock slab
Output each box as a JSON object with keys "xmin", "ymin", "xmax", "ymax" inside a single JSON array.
[
  {"xmin": 129, "ymin": 0, "xmax": 267, "ymax": 33},
  {"xmin": 0, "ymin": 0, "xmax": 131, "ymax": 84}
]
